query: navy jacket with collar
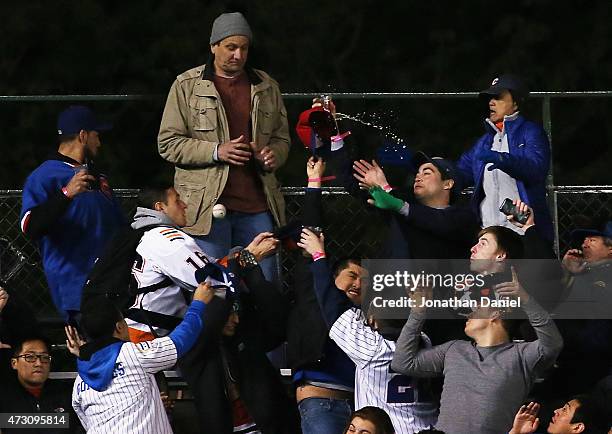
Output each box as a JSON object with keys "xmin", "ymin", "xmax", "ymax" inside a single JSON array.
[{"xmin": 456, "ymin": 114, "xmax": 554, "ymax": 242}]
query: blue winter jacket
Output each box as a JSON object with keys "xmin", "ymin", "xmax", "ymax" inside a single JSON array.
[{"xmin": 456, "ymin": 115, "xmax": 554, "ymax": 242}]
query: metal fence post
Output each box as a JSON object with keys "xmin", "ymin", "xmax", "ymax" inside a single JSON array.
[{"xmin": 542, "ymin": 96, "xmax": 560, "ymax": 256}]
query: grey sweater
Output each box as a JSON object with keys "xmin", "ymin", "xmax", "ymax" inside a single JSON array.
[{"xmin": 390, "ymin": 299, "xmax": 563, "ymax": 434}]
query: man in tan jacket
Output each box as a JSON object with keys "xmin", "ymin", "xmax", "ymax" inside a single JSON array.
[{"xmin": 158, "ymin": 12, "xmax": 289, "ymax": 281}]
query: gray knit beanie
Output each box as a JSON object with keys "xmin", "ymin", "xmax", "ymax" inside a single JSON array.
[{"xmin": 209, "ymin": 12, "xmax": 253, "ymax": 45}]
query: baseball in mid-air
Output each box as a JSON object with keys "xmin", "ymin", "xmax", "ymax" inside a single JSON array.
[{"xmin": 212, "ymin": 203, "xmax": 226, "ymax": 219}]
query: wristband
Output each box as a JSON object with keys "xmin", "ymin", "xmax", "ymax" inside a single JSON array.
[
  {"xmin": 61, "ymin": 187, "xmax": 71, "ymax": 199},
  {"xmin": 312, "ymin": 252, "xmax": 326, "ymax": 261},
  {"xmin": 331, "ymin": 131, "xmax": 351, "ymax": 142},
  {"xmin": 307, "ymin": 176, "xmax": 337, "ymax": 182}
]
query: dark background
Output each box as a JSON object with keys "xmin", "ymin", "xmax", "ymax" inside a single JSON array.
[{"xmin": 0, "ymin": 0, "xmax": 611, "ymax": 188}]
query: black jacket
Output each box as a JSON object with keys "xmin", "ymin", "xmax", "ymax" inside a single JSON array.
[
  {"xmin": 178, "ymin": 261, "xmax": 299, "ymax": 434},
  {"xmin": 0, "ymin": 377, "xmax": 82, "ymax": 434},
  {"xmin": 382, "ymin": 198, "xmax": 479, "ymax": 260}
]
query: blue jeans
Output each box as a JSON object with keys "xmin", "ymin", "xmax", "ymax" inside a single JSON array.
[
  {"xmin": 298, "ymin": 397, "xmax": 353, "ymax": 434},
  {"xmin": 193, "ymin": 210, "xmax": 278, "ymax": 282}
]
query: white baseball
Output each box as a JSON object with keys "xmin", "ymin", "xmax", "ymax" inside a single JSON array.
[{"xmin": 212, "ymin": 204, "xmax": 226, "ymax": 219}]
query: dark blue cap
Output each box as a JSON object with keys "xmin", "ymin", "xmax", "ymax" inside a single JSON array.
[
  {"xmin": 412, "ymin": 151, "xmax": 457, "ymax": 181},
  {"xmin": 412, "ymin": 151, "xmax": 460, "ymax": 202},
  {"xmin": 479, "ymin": 74, "xmax": 529, "ymax": 101},
  {"xmin": 571, "ymin": 221, "xmax": 612, "ymax": 243},
  {"xmin": 57, "ymin": 105, "xmax": 112, "ymax": 135}
]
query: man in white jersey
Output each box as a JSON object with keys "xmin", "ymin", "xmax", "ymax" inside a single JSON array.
[
  {"xmin": 72, "ymin": 281, "xmax": 214, "ymax": 433},
  {"xmin": 299, "ymin": 228, "xmax": 439, "ymax": 434},
  {"xmin": 125, "ymin": 183, "xmax": 275, "ymax": 343},
  {"xmin": 124, "ymin": 183, "xmax": 217, "ymax": 342}
]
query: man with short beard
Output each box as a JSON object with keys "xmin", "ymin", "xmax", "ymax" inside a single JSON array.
[{"xmin": 20, "ymin": 105, "xmax": 124, "ymax": 324}]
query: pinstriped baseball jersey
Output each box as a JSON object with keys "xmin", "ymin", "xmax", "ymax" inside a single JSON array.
[
  {"xmin": 330, "ymin": 308, "xmax": 438, "ymax": 434},
  {"xmin": 72, "ymin": 337, "xmax": 177, "ymax": 434}
]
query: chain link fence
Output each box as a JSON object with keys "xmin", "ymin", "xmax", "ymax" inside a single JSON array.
[{"xmin": 1, "ymin": 187, "xmax": 611, "ymax": 322}]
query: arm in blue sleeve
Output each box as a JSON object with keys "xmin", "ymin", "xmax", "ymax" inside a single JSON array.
[
  {"xmin": 168, "ymin": 300, "xmax": 206, "ymax": 358},
  {"xmin": 492, "ymin": 126, "xmax": 550, "ymax": 183},
  {"xmin": 455, "ymin": 145, "xmax": 477, "ymax": 190},
  {"xmin": 310, "ymin": 258, "xmax": 351, "ymax": 328}
]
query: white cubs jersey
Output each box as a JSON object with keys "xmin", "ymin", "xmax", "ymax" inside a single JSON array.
[
  {"xmin": 330, "ymin": 308, "xmax": 438, "ymax": 434},
  {"xmin": 127, "ymin": 226, "xmax": 215, "ymax": 333},
  {"xmin": 72, "ymin": 337, "xmax": 177, "ymax": 434}
]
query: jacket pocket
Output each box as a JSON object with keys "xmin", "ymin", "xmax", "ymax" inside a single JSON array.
[
  {"xmin": 176, "ymin": 182, "xmax": 206, "ymax": 227},
  {"xmin": 256, "ymin": 97, "xmax": 275, "ymax": 135},
  {"xmin": 189, "ymin": 97, "xmax": 218, "ymax": 132}
]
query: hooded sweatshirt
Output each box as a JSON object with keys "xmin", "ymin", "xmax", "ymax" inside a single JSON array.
[
  {"xmin": 131, "ymin": 206, "xmax": 176, "ymax": 230},
  {"xmin": 72, "ymin": 302, "xmax": 206, "ymax": 433},
  {"xmin": 126, "ymin": 207, "xmax": 217, "ymax": 335}
]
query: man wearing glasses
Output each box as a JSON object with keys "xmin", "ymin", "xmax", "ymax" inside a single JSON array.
[{"xmin": 1, "ymin": 335, "xmax": 82, "ymax": 433}]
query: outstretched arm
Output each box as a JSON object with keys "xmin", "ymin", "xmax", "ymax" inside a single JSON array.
[
  {"xmin": 496, "ymin": 269, "xmax": 563, "ymax": 374},
  {"xmin": 298, "ymin": 229, "xmax": 350, "ymax": 327},
  {"xmin": 391, "ymin": 287, "xmax": 453, "ymax": 377}
]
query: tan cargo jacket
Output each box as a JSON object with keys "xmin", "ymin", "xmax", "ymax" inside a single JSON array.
[{"xmin": 158, "ymin": 64, "xmax": 290, "ymax": 236}]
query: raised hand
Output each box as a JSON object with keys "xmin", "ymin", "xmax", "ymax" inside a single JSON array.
[
  {"xmin": 65, "ymin": 325, "xmax": 85, "ymax": 357},
  {"xmin": 353, "ymin": 159, "xmax": 389, "ymax": 190},
  {"xmin": 409, "ymin": 285, "xmax": 433, "ymax": 314},
  {"xmin": 306, "ymin": 156, "xmax": 326, "ymax": 187},
  {"xmin": 494, "ymin": 266, "xmax": 530, "ymax": 303},
  {"xmin": 193, "ymin": 282, "xmax": 215, "ymax": 304},
  {"xmin": 297, "ymin": 228, "xmax": 325, "ymax": 257},
  {"xmin": 509, "ymin": 402, "xmax": 540, "ymax": 434},
  {"xmin": 506, "ymin": 199, "xmax": 535, "ymax": 230},
  {"xmin": 245, "ymin": 232, "xmax": 279, "ymax": 262}
]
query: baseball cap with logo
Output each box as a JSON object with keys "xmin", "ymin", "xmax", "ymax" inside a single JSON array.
[
  {"xmin": 479, "ymin": 74, "xmax": 529, "ymax": 102},
  {"xmin": 57, "ymin": 105, "xmax": 113, "ymax": 135},
  {"xmin": 412, "ymin": 151, "xmax": 460, "ymax": 202}
]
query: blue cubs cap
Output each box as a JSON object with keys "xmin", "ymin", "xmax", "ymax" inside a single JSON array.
[
  {"xmin": 479, "ymin": 74, "xmax": 529, "ymax": 101},
  {"xmin": 57, "ymin": 105, "xmax": 112, "ymax": 135}
]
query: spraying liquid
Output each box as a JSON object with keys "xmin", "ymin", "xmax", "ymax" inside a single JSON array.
[{"xmin": 335, "ymin": 111, "xmax": 406, "ymax": 145}]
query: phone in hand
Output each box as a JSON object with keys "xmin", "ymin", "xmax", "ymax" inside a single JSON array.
[
  {"xmin": 499, "ymin": 198, "xmax": 530, "ymax": 225},
  {"xmin": 302, "ymin": 226, "xmax": 323, "ymax": 237}
]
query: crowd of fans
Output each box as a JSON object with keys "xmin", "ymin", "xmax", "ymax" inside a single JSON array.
[{"xmin": 1, "ymin": 10, "xmax": 611, "ymax": 434}]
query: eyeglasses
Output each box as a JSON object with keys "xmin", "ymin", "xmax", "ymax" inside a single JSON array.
[{"xmin": 15, "ymin": 354, "xmax": 52, "ymax": 363}]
